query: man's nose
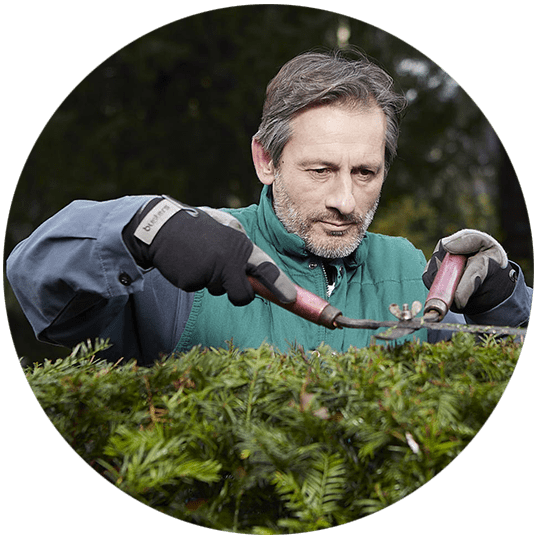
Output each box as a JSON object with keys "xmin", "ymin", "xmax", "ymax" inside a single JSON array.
[{"xmin": 325, "ymin": 174, "xmax": 356, "ymax": 215}]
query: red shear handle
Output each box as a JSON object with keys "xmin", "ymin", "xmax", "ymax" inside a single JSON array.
[
  {"xmin": 424, "ymin": 252, "xmax": 467, "ymax": 320},
  {"xmin": 247, "ymin": 275, "xmax": 341, "ymax": 329}
]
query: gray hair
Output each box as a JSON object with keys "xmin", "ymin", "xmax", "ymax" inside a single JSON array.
[{"xmin": 253, "ymin": 49, "xmax": 407, "ymax": 175}]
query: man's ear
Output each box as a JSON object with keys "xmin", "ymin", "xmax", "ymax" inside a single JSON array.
[{"xmin": 251, "ymin": 138, "xmax": 276, "ymax": 185}]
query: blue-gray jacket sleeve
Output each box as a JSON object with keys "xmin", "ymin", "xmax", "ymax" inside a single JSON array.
[
  {"xmin": 6, "ymin": 196, "xmax": 194, "ymax": 364},
  {"xmin": 427, "ymin": 262, "xmax": 532, "ymax": 343}
]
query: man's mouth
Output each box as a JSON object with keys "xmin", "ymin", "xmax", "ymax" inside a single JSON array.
[{"xmin": 318, "ymin": 220, "xmax": 356, "ymax": 233}]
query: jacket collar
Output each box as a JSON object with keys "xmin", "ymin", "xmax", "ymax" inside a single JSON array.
[{"xmin": 256, "ymin": 184, "xmax": 367, "ymax": 269}]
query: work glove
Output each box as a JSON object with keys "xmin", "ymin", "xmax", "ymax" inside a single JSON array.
[
  {"xmin": 422, "ymin": 229, "xmax": 517, "ymax": 315},
  {"xmin": 123, "ymin": 195, "xmax": 297, "ymax": 306}
]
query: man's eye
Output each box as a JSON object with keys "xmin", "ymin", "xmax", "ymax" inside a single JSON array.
[
  {"xmin": 356, "ymin": 168, "xmax": 375, "ymax": 179},
  {"xmin": 311, "ymin": 168, "xmax": 330, "ymax": 175}
]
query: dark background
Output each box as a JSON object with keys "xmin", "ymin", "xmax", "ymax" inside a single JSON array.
[{"xmin": 4, "ymin": 4, "xmax": 532, "ymax": 364}]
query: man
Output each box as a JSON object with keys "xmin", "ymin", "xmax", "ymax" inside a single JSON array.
[{"xmin": 6, "ymin": 50, "xmax": 532, "ymax": 364}]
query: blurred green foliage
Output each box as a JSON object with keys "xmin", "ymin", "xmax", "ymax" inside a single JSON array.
[{"xmin": 4, "ymin": 5, "xmax": 532, "ymax": 363}]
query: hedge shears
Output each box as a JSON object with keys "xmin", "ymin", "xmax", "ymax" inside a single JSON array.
[{"xmin": 248, "ymin": 253, "xmax": 527, "ymax": 341}]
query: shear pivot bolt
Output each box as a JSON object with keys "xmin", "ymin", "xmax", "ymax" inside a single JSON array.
[{"xmin": 389, "ymin": 301, "xmax": 422, "ymax": 321}]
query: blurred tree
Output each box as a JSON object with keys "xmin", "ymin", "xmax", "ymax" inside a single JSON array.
[{"xmin": 4, "ymin": 5, "xmax": 532, "ymax": 363}]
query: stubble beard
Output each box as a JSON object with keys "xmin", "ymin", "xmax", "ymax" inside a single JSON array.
[{"xmin": 272, "ymin": 171, "xmax": 380, "ymax": 259}]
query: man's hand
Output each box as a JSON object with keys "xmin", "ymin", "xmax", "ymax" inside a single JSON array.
[
  {"xmin": 422, "ymin": 229, "xmax": 517, "ymax": 315},
  {"xmin": 123, "ymin": 196, "xmax": 297, "ymax": 306}
]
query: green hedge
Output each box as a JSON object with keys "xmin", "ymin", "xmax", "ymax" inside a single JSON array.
[{"xmin": 25, "ymin": 334, "xmax": 521, "ymax": 534}]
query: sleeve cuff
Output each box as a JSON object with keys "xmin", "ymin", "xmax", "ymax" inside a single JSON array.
[{"xmin": 96, "ymin": 195, "xmax": 158, "ymax": 297}]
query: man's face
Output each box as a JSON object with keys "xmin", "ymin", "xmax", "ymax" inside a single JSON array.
[{"xmin": 271, "ymin": 103, "xmax": 386, "ymax": 258}]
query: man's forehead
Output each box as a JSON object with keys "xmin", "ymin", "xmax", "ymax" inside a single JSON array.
[
  {"xmin": 290, "ymin": 100, "xmax": 385, "ymax": 128},
  {"xmin": 286, "ymin": 102, "xmax": 386, "ymax": 150},
  {"xmin": 293, "ymin": 97, "xmax": 384, "ymax": 119}
]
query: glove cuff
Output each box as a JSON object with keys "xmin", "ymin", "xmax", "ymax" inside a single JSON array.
[
  {"xmin": 123, "ymin": 196, "xmax": 201, "ymax": 268},
  {"xmin": 451, "ymin": 260, "xmax": 517, "ymax": 315},
  {"xmin": 122, "ymin": 197, "xmax": 159, "ymax": 268}
]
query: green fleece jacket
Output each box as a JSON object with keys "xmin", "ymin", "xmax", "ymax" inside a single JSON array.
[{"xmin": 175, "ymin": 186, "xmax": 428, "ymax": 353}]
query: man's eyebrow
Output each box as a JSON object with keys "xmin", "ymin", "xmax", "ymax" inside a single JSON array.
[{"xmin": 298, "ymin": 160, "xmax": 339, "ymax": 169}]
